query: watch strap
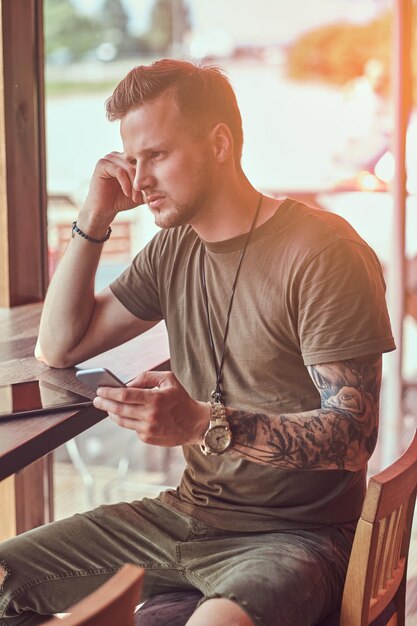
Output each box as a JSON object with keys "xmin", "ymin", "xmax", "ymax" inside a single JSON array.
[
  {"xmin": 200, "ymin": 400, "xmax": 231, "ymax": 456},
  {"xmin": 210, "ymin": 399, "xmax": 227, "ymax": 424}
]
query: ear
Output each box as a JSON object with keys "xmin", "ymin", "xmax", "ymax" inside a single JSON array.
[{"xmin": 209, "ymin": 123, "xmax": 234, "ymax": 163}]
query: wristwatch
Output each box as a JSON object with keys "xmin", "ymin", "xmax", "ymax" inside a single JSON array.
[{"xmin": 200, "ymin": 401, "xmax": 233, "ymax": 455}]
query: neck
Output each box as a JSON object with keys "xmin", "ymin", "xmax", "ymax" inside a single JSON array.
[{"xmin": 190, "ymin": 172, "xmax": 275, "ymax": 242}]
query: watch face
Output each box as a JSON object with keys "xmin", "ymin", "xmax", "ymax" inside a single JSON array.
[{"xmin": 205, "ymin": 424, "xmax": 232, "ymax": 453}]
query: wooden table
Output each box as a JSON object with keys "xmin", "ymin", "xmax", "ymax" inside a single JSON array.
[{"xmin": 0, "ymin": 303, "xmax": 169, "ymax": 540}]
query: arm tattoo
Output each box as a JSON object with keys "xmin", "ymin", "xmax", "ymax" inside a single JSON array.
[{"xmin": 228, "ymin": 354, "xmax": 382, "ymax": 471}]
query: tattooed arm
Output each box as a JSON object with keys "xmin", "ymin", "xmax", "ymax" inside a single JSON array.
[{"xmin": 228, "ymin": 353, "xmax": 382, "ymax": 471}]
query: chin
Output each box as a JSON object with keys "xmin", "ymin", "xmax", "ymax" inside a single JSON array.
[
  {"xmin": 153, "ymin": 206, "xmax": 195, "ymax": 230},
  {"xmin": 153, "ymin": 213, "xmax": 181, "ymax": 230}
]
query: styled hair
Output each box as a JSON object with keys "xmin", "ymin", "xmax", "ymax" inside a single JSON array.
[{"xmin": 105, "ymin": 59, "xmax": 244, "ymax": 162}]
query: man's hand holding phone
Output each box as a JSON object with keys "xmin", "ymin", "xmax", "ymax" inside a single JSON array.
[{"xmin": 86, "ymin": 369, "xmax": 209, "ymax": 448}]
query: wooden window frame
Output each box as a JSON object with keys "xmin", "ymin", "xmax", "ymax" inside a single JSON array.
[
  {"xmin": 0, "ymin": 0, "xmax": 51, "ymax": 537},
  {"xmin": 0, "ymin": 0, "xmax": 48, "ymax": 307}
]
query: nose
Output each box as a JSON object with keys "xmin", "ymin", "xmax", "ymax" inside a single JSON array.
[{"xmin": 133, "ymin": 161, "xmax": 154, "ymax": 192}]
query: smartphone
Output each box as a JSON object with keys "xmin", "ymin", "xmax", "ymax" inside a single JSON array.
[{"xmin": 76, "ymin": 368, "xmax": 126, "ymax": 394}]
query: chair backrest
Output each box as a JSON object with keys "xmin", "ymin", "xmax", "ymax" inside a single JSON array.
[
  {"xmin": 42, "ymin": 564, "xmax": 144, "ymax": 626},
  {"xmin": 340, "ymin": 430, "xmax": 417, "ymax": 626}
]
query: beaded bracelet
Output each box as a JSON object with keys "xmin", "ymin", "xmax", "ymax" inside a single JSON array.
[{"xmin": 72, "ymin": 221, "xmax": 112, "ymax": 244}]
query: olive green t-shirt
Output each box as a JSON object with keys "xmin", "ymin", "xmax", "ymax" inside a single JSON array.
[{"xmin": 110, "ymin": 198, "xmax": 395, "ymax": 531}]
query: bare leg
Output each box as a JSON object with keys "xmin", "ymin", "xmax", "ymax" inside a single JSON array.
[
  {"xmin": 186, "ymin": 598, "xmax": 255, "ymax": 626},
  {"xmin": 0, "ymin": 563, "xmax": 7, "ymax": 589}
]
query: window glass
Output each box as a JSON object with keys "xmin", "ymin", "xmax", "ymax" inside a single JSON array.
[
  {"xmin": 45, "ymin": 0, "xmax": 410, "ymax": 518},
  {"xmin": 45, "ymin": 0, "xmax": 395, "ymax": 288}
]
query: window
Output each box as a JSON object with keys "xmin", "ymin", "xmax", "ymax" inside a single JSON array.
[{"xmin": 41, "ymin": 0, "xmax": 416, "ymax": 518}]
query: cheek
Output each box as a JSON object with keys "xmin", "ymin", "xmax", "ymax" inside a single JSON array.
[
  {"xmin": 158, "ymin": 156, "xmax": 188, "ymax": 184},
  {"xmin": 157, "ymin": 149, "xmax": 213, "ymax": 196}
]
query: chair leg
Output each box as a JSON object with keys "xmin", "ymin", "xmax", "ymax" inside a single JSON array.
[
  {"xmin": 65, "ymin": 439, "xmax": 95, "ymax": 507},
  {"xmin": 393, "ymin": 574, "xmax": 407, "ymax": 626},
  {"xmin": 386, "ymin": 614, "xmax": 398, "ymax": 626}
]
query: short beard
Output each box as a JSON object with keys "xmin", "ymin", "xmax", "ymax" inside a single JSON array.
[
  {"xmin": 150, "ymin": 198, "xmax": 202, "ymax": 229},
  {"xmin": 151, "ymin": 155, "xmax": 214, "ymax": 229}
]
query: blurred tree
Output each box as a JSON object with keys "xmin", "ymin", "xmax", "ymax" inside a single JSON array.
[
  {"xmin": 98, "ymin": 0, "xmax": 130, "ymax": 58},
  {"xmin": 140, "ymin": 0, "xmax": 190, "ymax": 54},
  {"xmin": 44, "ymin": 0, "xmax": 102, "ymax": 62},
  {"xmin": 101, "ymin": 0, "xmax": 129, "ymax": 37},
  {"xmin": 287, "ymin": 6, "xmax": 417, "ymax": 102}
]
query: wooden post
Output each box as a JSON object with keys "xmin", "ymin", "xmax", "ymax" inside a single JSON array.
[
  {"xmin": 15, "ymin": 456, "xmax": 54, "ymax": 535},
  {"xmin": 0, "ymin": 457, "xmax": 53, "ymax": 541},
  {"xmin": 382, "ymin": 0, "xmax": 412, "ymax": 466},
  {"xmin": 0, "ymin": 477, "xmax": 16, "ymax": 542},
  {"xmin": 0, "ymin": 0, "xmax": 48, "ymax": 307},
  {"xmin": 0, "ymin": 0, "xmax": 52, "ymax": 538}
]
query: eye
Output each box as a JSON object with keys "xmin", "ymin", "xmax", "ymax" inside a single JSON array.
[
  {"xmin": 128, "ymin": 158, "xmax": 136, "ymax": 166},
  {"xmin": 151, "ymin": 151, "xmax": 164, "ymax": 160}
]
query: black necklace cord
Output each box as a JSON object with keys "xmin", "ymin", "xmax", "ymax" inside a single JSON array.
[
  {"xmin": 200, "ymin": 252, "xmax": 219, "ymax": 392},
  {"xmin": 200, "ymin": 192, "xmax": 263, "ymax": 404}
]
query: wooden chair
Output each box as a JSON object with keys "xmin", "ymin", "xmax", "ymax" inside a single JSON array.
[
  {"xmin": 135, "ymin": 430, "xmax": 417, "ymax": 626},
  {"xmin": 337, "ymin": 428, "xmax": 417, "ymax": 626},
  {"xmin": 41, "ymin": 564, "xmax": 144, "ymax": 626}
]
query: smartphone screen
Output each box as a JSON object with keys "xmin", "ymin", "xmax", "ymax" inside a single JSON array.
[{"xmin": 0, "ymin": 380, "xmax": 92, "ymax": 420}]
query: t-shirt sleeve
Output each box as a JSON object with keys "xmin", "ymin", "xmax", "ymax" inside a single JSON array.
[
  {"xmin": 109, "ymin": 235, "xmax": 164, "ymax": 322},
  {"xmin": 297, "ymin": 240, "xmax": 396, "ymax": 365}
]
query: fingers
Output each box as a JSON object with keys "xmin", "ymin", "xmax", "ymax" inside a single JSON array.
[
  {"xmin": 93, "ymin": 385, "xmax": 163, "ymax": 428},
  {"xmin": 96, "ymin": 152, "xmax": 136, "ymax": 198},
  {"xmin": 94, "ymin": 396, "xmax": 154, "ymax": 437},
  {"xmin": 129, "ymin": 370, "xmax": 174, "ymax": 389},
  {"xmin": 94, "ymin": 151, "xmax": 147, "ymax": 207},
  {"xmin": 85, "ymin": 151, "xmax": 147, "ymax": 219},
  {"xmin": 106, "ymin": 409, "xmax": 164, "ymax": 444},
  {"xmin": 107, "ymin": 413, "xmax": 153, "ymax": 440},
  {"xmin": 92, "ymin": 372, "xmax": 171, "ymax": 415},
  {"xmin": 116, "ymin": 168, "xmax": 133, "ymax": 198},
  {"xmin": 105, "ymin": 152, "xmax": 144, "ymax": 205},
  {"xmin": 95, "ymin": 385, "xmax": 155, "ymax": 404},
  {"xmin": 108, "ymin": 412, "xmax": 169, "ymax": 445},
  {"xmin": 108, "ymin": 412, "xmax": 142, "ymax": 431},
  {"xmin": 93, "ymin": 392, "xmax": 153, "ymax": 415},
  {"xmin": 93, "ymin": 371, "xmax": 191, "ymax": 445},
  {"xmin": 92, "ymin": 378, "xmax": 163, "ymax": 437}
]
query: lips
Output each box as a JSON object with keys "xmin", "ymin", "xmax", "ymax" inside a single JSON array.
[
  {"xmin": 143, "ymin": 192, "xmax": 164, "ymax": 202},
  {"xmin": 145, "ymin": 193, "xmax": 165, "ymax": 210},
  {"xmin": 146, "ymin": 194, "xmax": 164, "ymax": 203}
]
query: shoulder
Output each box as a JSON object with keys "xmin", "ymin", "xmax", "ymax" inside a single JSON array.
[
  {"xmin": 284, "ymin": 198, "xmax": 367, "ymax": 248},
  {"xmin": 282, "ymin": 199, "xmax": 380, "ymax": 272}
]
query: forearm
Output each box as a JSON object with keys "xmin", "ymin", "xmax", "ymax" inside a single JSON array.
[
  {"xmin": 227, "ymin": 354, "xmax": 382, "ymax": 472},
  {"xmin": 228, "ymin": 404, "xmax": 377, "ymax": 471},
  {"xmin": 37, "ymin": 211, "xmax": 111, "ymax": 367},
  {"xmin": 37, "ymin": 151, "xmax": 145, "ymax": 367}
]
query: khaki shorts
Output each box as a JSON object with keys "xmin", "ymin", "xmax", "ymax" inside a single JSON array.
[{"xmin": 0, "ymin": 497, "xmax": 353, "ymax": 626}]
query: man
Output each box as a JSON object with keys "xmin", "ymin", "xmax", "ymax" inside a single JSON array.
[{"xmin": 0, "ymin": 59, "xmax": 395, "ymax": 626}]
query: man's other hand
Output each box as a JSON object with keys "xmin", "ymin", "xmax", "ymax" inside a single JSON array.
[{"xmin": 83, "ymin": 151, "xmax": 144, "ymax": 224}]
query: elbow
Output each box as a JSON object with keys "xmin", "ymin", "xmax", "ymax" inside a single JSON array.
[
  {"xmin": 358, "ymin": 422, "xmax": 379, "ymax": 468},
  {"xmin": 344, "ymin": 427, "xmax": 378, "ymax": 472},
  {"xmin": 34, "ymin": 339, "xmax": 76, "ymax": 369},
  {"xmin": 344, "ymin": 453, "xmax": 370, "ymax": 473}
]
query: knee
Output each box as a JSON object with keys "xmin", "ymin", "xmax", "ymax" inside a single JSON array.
[
  {"xmin": 186, "ymin": 597, "xmax": 255, "ymax": 626},
  {"xmin": 0, "ymin": 560, "xmax": 10, "ymax": 591}
]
